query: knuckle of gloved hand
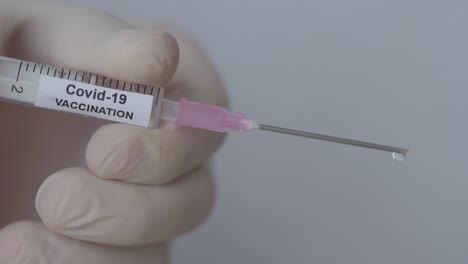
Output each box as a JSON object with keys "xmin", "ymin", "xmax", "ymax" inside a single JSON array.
[
  {"xmin": 0, "ymin": 221, "xmax": 51, "ymax": 264},
  {"xmin": 144, "ymin": 136, "xmax": 191, "ymax": 184},
  {"xmin": 37, "ymin": 170, "xmax": 91, "ymax": 233},
  {"xmin": 93, "ymin": 133, "xmax": 145, "ymax": 179}
]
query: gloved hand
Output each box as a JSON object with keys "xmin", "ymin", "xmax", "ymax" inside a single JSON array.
[{"xmin": 0, "ymin": 1, "xmax": 227, "ymax": 263}]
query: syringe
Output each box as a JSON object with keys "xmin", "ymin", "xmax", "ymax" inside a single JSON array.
[{"xmin": 0, "ymin": 56, "xmax": 408, "ymax": 159}]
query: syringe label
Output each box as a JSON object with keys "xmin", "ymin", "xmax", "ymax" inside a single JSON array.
[{"xmin": 35, "ymin": 76, "xmax": 154, "ymax": 127}]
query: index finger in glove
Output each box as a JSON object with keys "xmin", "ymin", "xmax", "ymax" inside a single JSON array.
[{"xmin": 5, "ymin": 1, "xmax": 178, "ymax": 86}]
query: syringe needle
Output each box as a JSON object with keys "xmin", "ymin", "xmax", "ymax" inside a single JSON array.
[{"xmin": 257, "ymin": 124, "xmax": 408, "ymax": 155}]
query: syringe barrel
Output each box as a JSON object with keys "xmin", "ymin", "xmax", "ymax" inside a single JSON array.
[{"xmin": 0, "ymin": 56, "xmax": 165, "ymax": 128}]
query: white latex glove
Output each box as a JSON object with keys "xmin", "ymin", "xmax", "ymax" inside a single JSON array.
[{"xmin": 0, "ymin": 1, "xmax": 227, "ymax": 263}]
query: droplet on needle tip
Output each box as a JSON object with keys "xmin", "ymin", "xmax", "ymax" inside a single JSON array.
[{"xmin": 392, "ymin": 152, "xmax": 406, "ymax": 162}]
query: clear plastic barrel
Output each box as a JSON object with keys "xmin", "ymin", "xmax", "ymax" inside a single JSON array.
[
  {"xmin": 0, "ymin": 56, "xmax": 39, "ymax": 105},
  {"xmin": 0, "ymin": 56, "xmax": 166, "ymax": 127}
]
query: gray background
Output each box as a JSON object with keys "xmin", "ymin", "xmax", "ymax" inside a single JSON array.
[{"xmin": 63, "ymin": 0, "xmax": 468, "ymax": 263}]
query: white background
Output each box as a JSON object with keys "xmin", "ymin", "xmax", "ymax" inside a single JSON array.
[{"xmin": 62, "ymin": 0, "xmax": 468, "ymax": 263}]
